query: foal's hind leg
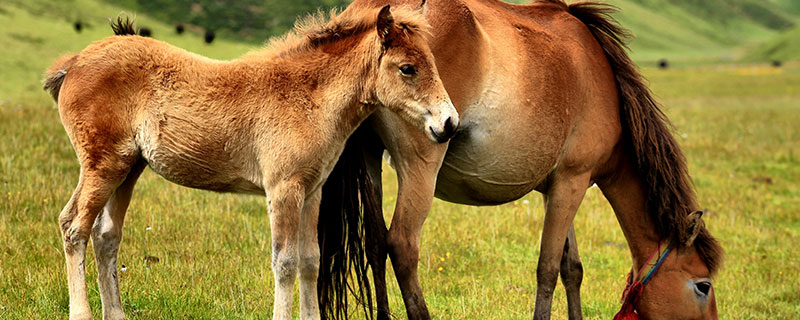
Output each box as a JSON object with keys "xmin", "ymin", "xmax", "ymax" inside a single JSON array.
[
  {"xmin": 60, "ymin": 162, "xmax": 138, "ymax": 320},
  {"xmin": 91, "ymin": 160, "xmax": 146, "ymax": 320},
  {"xmin": 559, "ymin": 226, "xmax": 583, "ymax": 320},
  {"xmin": 533, "ymin": 173, "xmax": 590, "ymax": 320}
]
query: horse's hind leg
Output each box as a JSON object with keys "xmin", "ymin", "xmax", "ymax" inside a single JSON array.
[
  {"xmin": 91, "ymin": 159, "xmax": 146, "ymax": 320},
  {"xmin": 559, "ymin": 225, "xmax": 583, "ymax": 320},
  {"xmin": 60, "ymin": 161, "xmax": 137, "ymax": 320}
]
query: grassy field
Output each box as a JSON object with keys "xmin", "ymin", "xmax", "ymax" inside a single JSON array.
[{"xmin": 1, "ymin": 0, "xmax": 800, "ymax": 319}]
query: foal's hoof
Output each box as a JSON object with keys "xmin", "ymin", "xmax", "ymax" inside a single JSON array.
[{"xmin": 69, "ymin": 312, "xmax": 93, "ymax": 320}]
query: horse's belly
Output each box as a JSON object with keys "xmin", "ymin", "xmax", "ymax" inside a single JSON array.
[
  {"xmin": 434, "ymin": 104, "xmax": 566, "ymax": 205},
  {"xmin": 135, "ymin": 117, "xmax": 263, "ymax": 194}
]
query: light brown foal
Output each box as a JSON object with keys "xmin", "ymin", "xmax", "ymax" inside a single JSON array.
[
  {"xmin": 45, "ymin": 6, "xmax": 457, "ymax": 320},
  {"xmin": 315, "ymin": 0, "xmax": 724, "ymax": 319}
]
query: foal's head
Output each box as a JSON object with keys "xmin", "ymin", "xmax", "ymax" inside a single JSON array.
[{"xmin": 369, "ymin": 5, "xmax": 458, "ymax": 143}]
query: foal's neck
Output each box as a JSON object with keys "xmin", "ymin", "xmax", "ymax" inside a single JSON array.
[{"xmin": 271, "ymin": 36, "xmax": 378, "ymax": 141}]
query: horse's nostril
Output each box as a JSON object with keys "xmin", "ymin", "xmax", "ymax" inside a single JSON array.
[{"xmin": 694, "ymin": 280, "xmax": 712, "ymax": 296}]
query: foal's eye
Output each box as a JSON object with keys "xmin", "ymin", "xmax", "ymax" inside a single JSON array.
[{"xmin": 399, "ymin": 64, "xmax": 417, "ymax": 76}]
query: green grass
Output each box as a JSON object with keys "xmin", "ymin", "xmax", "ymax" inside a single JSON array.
[
  {"xmin": 1, "ymin": 0, "xmax": 800, "ymax": 319},
  {"xmin": 0, "ymin": 0, "xmax": 253, "ymax": 104}
]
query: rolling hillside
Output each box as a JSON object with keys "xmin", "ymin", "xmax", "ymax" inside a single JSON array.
[
  {"xmin": 610, "ymin": 0, "xmax": 800, "ymax": 62},
  {"xmin": 1, "ymin": 0, "xmax": 799, "ymax": 104}
]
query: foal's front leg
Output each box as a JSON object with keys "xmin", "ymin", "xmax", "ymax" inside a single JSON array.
[
  {"xmin": 298, "ymin": 190, "xmax": 321, "ymax": 320},
  {"xmin": 268, "ymin": 181, "xmax": 305, "ymax": 320}
]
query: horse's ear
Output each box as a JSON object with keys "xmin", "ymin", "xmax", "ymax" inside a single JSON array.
[
  {"xmin": 377, "ymin": 5, "xmax": 395, "ymax": 46},
  {"xmin": 682, "ymin": 210, "xmax": 705, "ymax": 247}
]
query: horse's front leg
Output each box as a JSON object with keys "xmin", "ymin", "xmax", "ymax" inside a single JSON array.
[
  {"xmin": 268, "ymin": 180, "xmax": 305, "ymax": 320},
  {"xmin": 533, "ymin": 173, "xmax": 591, "ymax": 320},
  {"xmin": 376, "ymin": 114, "xmax": 449, "ymax": 320},
  {"xmin": 298, "ymin": 189, "xmax": 321, "ymax": 320}
]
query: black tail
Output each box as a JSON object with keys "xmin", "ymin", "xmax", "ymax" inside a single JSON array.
[
  {"xmin": 568, "ymin": 2, "xmax": 723, "ymax": 273},
  {"xmin": 318, "ymin": 126, "xmax": 380, "ymax": 319}
]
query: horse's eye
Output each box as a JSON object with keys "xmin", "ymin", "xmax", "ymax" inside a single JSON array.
[{"xmin": 399, "ymin": 64, "xmax": 417, "ymax": 76}]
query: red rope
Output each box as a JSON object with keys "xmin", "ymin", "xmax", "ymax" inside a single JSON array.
[{"xmin": 613, "ymin": 278, "xmax": 643, "ymax": 320}]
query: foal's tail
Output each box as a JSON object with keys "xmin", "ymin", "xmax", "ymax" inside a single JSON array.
[
  {"xmin": 567, "ymin": 2, "xmax": 722, "ymax": 271},
  {"xmin": 43, "ymin": 55, "xmax": 76, "ymax": 101},
  {"xmin": 317, "ymin": 126, "xmax": 379, "ymax": 320}
]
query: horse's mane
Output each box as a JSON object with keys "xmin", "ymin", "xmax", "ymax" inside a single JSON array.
[
  {"xmin": 565, "ymin": 1, "xmax": 723, "ymax": 273},
  {"xmin": 251, "ymin": 6, "xmax": 429, "ymax": 59}
]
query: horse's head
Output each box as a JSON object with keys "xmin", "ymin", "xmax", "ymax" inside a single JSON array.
[
  {"xmin": 371, "ymin": 5, "xmax": 458, "ymax": 143},
  {"xmin": 631, "ymin": 211, "xmax": 721, "ymax": 320}
]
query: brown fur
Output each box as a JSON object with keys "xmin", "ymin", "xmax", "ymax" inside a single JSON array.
[
  {"xmin": 320, "ymin": 0, "xmax": 724, "ymax": 319},
  {"xmin": 46, "ymin": 6, "xmax": 458, "ymax": 320},
  {"xmin": 567, "ymin": 1, "xmax": 723, "ymax": 274}
]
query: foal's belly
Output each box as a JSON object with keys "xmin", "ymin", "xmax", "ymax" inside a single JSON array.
[
  {"xmin": 135, "ymin": 115, "xmax": 264, "ymax": 194},
  {"xmin": 434, "ymin": 101, "xmax": 567, "ymax": 205}
]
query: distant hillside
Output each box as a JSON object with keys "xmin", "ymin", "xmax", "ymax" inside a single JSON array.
[
  {"xmin": 2, "ymin": 0, "xmax": 799, "ymax": 104},
  {"xmin": 90, "ymin": 0, "xmax": 800, "ymax": 62},
  {"xmin": 107, "ymin": 0, "xmax": 350, "ymax": 43},
  {"xmin": 0, "ymin": 0, "xmax": 254, "ymax": 103},
  {"xmin": 610, "ymin": 0, "xmax": 800, "ymax": 62},
  {"xmin": 746, "ymin": 24, "xmax": 800, "ymax": 61}
]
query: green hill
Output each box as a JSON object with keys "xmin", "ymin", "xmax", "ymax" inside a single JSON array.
[
  {"xmin": 107, "ymin": 0, "xmax": 350, "ymax": 43},
  {"xmin": 607, "ymin": 0, "xmax": 800, "ymax": 62},
  {"xmin": 746, "ymin": 24, "xmax": 800, "ymax": 61},
  {"xmin": 2, "ymin": 0, "xmax": 800, "ymax": 105},
  {"xmin": 0, "ymin": 0, "xmax": 255, "ymax": 103}
]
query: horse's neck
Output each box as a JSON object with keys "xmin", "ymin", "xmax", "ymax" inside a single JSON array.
[{"xmin": 600, "ymin": 156, "xmax": 663, "ymax": 272}]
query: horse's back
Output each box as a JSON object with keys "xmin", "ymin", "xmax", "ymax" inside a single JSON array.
[{"xmin": 349, "ymin": 0, "xmax": 621, "ymax": 204}]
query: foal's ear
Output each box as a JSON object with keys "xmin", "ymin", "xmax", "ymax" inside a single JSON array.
[
  {"xmin": 682, "ymin": 210, "xmax": 705, "ymax": 247},
  {"xmin": 377, "ymin": 5, "xmax": 395, "ymax": 46}
]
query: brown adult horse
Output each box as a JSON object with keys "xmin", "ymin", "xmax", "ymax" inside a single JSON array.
[
  {"xmin": 44, "ymin": 6, "xmax": 458, "ymax": 320},
  {"xmin": 316, "ymin": 0, "xmax": 723, "ymax": 319}
]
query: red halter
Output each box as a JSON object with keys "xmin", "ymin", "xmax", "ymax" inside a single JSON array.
[{"xmin": 613, "ymin": 239, "xmax": 673, "ymax": 320}]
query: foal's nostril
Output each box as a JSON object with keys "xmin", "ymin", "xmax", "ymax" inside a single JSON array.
[
  {"xmin": 694, "ymin": 280, "xmax": 712, "ymax": 297},
  {"xmin": 444, "ymin": 116, "xmax": 456, "ymax": 137}
]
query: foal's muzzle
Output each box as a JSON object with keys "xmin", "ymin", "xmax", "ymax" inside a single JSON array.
[
  {"xmin": 425, "ymin": 101, "xmax": 459, "ymax": 143},
  {"xmin": 429, "ymin": 116, "xmax": 458, "ymax": 143}
]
